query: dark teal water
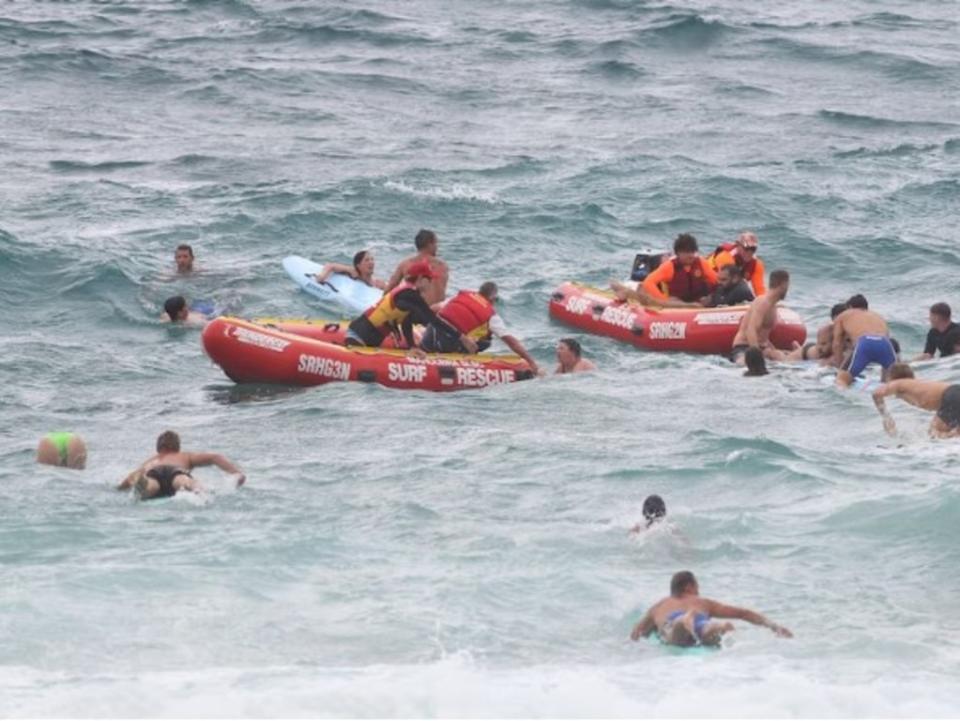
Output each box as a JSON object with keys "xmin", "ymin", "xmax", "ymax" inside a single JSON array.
[{"xmin": 1, "ymin": 1, "xmax": 959, "ymax": 716}]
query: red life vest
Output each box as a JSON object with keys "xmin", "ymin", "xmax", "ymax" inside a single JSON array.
[
  {"xmin": 712, "ymin": 242, "xmax": 758, "ymax": 281},
  {"xmin": 665, "ymin": 257, "xmax": 712, "ymax": 302},
  {"xmin": 438, "ymin": 290, "xmax": 495, "ymax": 341}
]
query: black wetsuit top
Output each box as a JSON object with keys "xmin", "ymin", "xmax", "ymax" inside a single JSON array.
[
  {"xmin": 349, "ymin": 288, "xmax": 440, "ymax": 347},
  {"xmin": 145, "ymin": 465, "xmax": 191, "ymax": 498},
  {"xmin": 923, "ymin": 322, "xmax": 959, "ymax": 357},
  {"xmin": 705, "ymin": 280, "xmax": 755, "ymax": 308}
]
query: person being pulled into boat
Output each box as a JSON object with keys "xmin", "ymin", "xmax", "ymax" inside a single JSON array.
[
  {"xmin": 630, "ymin": 571, "xmax": 792, "ymax": 648},
  {"xmin": 384, "ymin": 229, "xmax": 449, "ymax": 307},
  {"xmin": 314, "ymin": 250, "xmax": 387, "ymax": 290},
  {"xmin": 703, "ymin": 264, "xmax": 755, "ymax": 308},
  {"xmin": 707, "ymin": 231, "xmax": 766, "ymax": 296},
  {"xmin": 346, "ymin": 261, "xmax": 477, "ymax": 353},
  {"xmin": 117, "ymin": 430, "xmax": 245, "ymax": 500},
  {"xmin": 555, "ymin": 337, "xmax": 596, "ymax": 374},
  {"xmin": 641, "ymin": 233, "xmax": 718, "ymax": 304},
  {"xmin": 609, "ymin": 280, "xmax": 700, "ymax": 308},
  {"xmin": 421, "ymin": 282, "xmax": 540, "ymax": 373},
  {"xmin": 161, "ymin": 295, "xmax": 210, "ymax": 325}
]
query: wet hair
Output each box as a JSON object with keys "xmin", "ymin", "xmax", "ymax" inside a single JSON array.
[
  {"xmin": 743, "ymin": 346, "xmax": 768, "ymax": 376},
  {"xmin": 156, "ymin": 430, "xmax": 181, "ymax": 453},
  {"xmin": 163, "ymin": 295, "xmax": 187, "ymax": 321},
  {"xmin": 769, "ymin": 269, "xmax": 790, "ymax": 288},
  {"xmin": 720, "ymin": 263, "xmax": 742, "ymax": 279},
  {"xmin": 930, "ymin": 302, "xmax": 951, "ymax": 320},
  {"xmin": 352, "ymin": 250, "xmax": 370, "ymax": 273},
  {"xmin": 642, "ymin": 495, "xmax": 666, "ymax": 527},
  {"xmin": 479, "ymin": 281, "xmax": 498, "ymax": 300},
  {"xmin": 414, "ymin": 229, "xmax": 437, "ymax": 250},
  {"xmin": 888, "ymin": 363, "xmax": 915, "ymax": 380},
  {"xmin": 670, "ymin": 570, "xmax": 697, "ymax": 597},
  {"xmin": 847, "ymin": 294, "xmax": 868, "ymax": 310},
  {"xmin": 830, "ymin": 302, "xmax": 848, "ymax": 320},
  {"xmin": 559, "ymin": 337, "xmax": 582, "ymax": 358},
  {"xmin": 673, "ymin": 233, "xmax": 698, "ymax": 254},
  {"xmin": 890, "ymin": 337, "xmax": 901, "ymax": 355},
  {"xmin": 175, "ymin": 244, "xmax": 194, "ymax": 258}
]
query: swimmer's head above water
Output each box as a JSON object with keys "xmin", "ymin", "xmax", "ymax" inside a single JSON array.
[
  {"xmin": 642, "ymin": 494, "xmax": 666, "ymax": 527},
  {"xmin": 163, "ymin": 295, "xmax": 188, "ymax": 322}
]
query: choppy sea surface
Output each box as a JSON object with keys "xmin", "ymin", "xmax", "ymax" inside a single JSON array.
[{"xmin": 2, "ymin": 1, "xmax": 959, "ymax": 717}]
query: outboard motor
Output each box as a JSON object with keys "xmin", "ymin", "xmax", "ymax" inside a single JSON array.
[{"xmin": 630, "ymin": 250, "xmax": 666, "ymax": 281}]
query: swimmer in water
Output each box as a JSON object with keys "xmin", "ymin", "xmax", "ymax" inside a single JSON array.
[
  {"xmin": 629, "ymin": 494, "xmax": 666, "ymax": 534},
  {"xmin": 555, "ymin": 337, "xmax": 596, "ymax": 374},
  {"xmin": 174, "ymin": 244, "xmax": 195, "ymax": 274},
  {"xmin": 36, "ymin": 432, "xmax": 87, "ymax": 469},
  {"xmin": 872, "ymin": 363, "xmax": 960, "ymax": 438},
  {"xmin": 161, "ymin": 295, "xmax": 210, "ymax": 325},
  {"xmin": 118, "ymin": 430, "xmax": 245, "ymax": 500},
  {"xmin": 630, "ymin": 571, "xmax": 793, "ymax": 647},
  {"xmin": 315, "ymin": 249, "xmax": 387, "ymax": 290}
]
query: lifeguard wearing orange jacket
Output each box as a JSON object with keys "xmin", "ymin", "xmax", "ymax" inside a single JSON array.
[
  {"xmin": 708, "ymin": 232, "xmax": 766, "ymax": 296},
  {"xmin": 642, "ymin": 233, "xmax": 718, "ymax": 303}
]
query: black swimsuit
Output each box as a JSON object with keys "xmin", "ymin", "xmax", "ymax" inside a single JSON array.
[{"xmin": 145, "ymin": 465, "xmax": 191, "ymax": 498}]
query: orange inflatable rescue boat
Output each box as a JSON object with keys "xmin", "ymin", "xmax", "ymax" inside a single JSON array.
[
  {"xmin": 202, "ymin": 317, "xmax": 533, "ymax": 391},
  {"xmin": 548, "ymin": 282, "xmax": 806, "ymax": 354}
]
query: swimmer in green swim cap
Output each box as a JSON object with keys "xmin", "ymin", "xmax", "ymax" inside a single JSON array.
[{"xmin": 36, "ymin": 432, "xmax": 87, "ymax": 469}]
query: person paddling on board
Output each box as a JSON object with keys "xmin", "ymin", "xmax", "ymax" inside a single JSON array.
[
  {"xmin": 630, "ymin": 571, "xmax": 793, "ymax": 648},
  {"xmin": 729, "ymin": 269, "xmax": 791, "ymax": 365},
  {"xmin": 872, "ymin": 363, "xmax": 960, "ymax": 438},
  {"xmin": 36, "ymin": 432, "xmax": 87, "ymax": 470},
  {"xmin": 346, "ymin": 261, "xmax": 476, "ymax": 353},
  {"xmin": 315, "ymin": 249, "xmax": 386, "ymax": 290},
  {"xmin": 420, "ymin": 281, "xmax": 540, "ymax": 372},
  {"xmin": 161, "ymin": 295, "xmax": 210, "ymax": 325},
  {"xmin": 118, "ymin": 430, "xmax": 245, "ymax": 500},
  {"xmin": 832, "ymin": 294, "xmax": 896, "ymax": 387},
  {"xmin": 555, "ymin": 337, "xmax": 596, "ymax": 374},
  {"xmin": 707, "ymin": 232, "xmax": 766, "ymax": 297},
  {"xmin": 384, "ymin": 229, "xmax": 449, "ymax": 307},
  {"xmin": 640, "ymin": 233, "xmax": 718, "ymax": 304},
  {"xmin": 174, "ymin": 244, "xmax": 195, "ymax": 274}
]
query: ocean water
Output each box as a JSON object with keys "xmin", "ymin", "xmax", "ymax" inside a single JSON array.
[{"xmin": 2, "ymin": 0, "xmax": 959, "ymax": 717}]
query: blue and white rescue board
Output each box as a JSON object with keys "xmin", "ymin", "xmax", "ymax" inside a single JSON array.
[{"xmin": 283, "ymin": 255, "xmax": 383, "ymax": 316}]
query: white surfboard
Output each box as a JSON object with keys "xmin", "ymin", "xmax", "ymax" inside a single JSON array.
[{"xmin": 283, "ymin": 255, "xmax": 383, "ymax": 316}]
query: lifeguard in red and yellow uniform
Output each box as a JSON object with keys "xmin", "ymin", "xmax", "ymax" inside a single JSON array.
[
  {"xmin": 421, "ymin": 281, "xmax": 542, "ymax": 375},
  {"xmin": 641, "ymin": 233, "xmax": 718, "ymax": 303},
  {"xmin": 707, "ymin": 232, "xmax": 766, "ymax": 296}
]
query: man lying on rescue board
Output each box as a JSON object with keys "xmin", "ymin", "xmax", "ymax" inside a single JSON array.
[
  {"xmin": 420, "ymin": 281, "xmax": 543, "ymax": 375},
  {"xmin": 345, "ymin": 261, "xmax": 478, "ymax": 355}
]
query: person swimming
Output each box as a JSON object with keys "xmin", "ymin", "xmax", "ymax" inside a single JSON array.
[
  {"xmin": 36, "ymin": 432, "xmax": 87, "ymax": 469},
  {"xmin": 315, "ymin": 249, "xmax": 387, "ymax": 289},
  {"xmin": 630, "ymin": 571, "xmax": 792, "ymax": 648},
  {"xmin": 161, "ymin": 296, "xmax": 211, "ymax": 325},
  {"xmin": 630, "ymin": 494, "xmax": 667, "ymax": 534}
]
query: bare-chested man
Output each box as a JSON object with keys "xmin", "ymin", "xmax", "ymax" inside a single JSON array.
[
  {"xmin": 385, "ymin": 229, "xmax": 449, "ymax": 306},
  {"xmin": 630, "ymin": 571, "xmax": 792, "ymax": 648},
  {"xmin": 833, "ymin": 294, "xmax": 896, "ymax": 387},
  {"xmin": 609, "ymin": 280, "xmax": 700, "ymax": 308},
  {"xmin": 729, "ymin": 269, "xmax": 790, "ymax": 365},
  {"xmin": 872, "ymin": 364, "xmax": 960, "ymax": 438},
  {"xmin": 118, "ymin": 430, "xmax": 245, "ymax": 500},
  {"xmin": 555, "ymin": 337, "xmax": 596, "ymax": 374}
]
